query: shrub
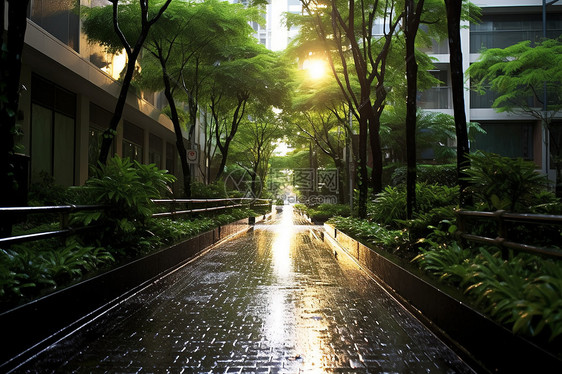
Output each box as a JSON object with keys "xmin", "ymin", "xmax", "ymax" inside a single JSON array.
[
  {"xmin": 368, "ymin": 183, "xmax": 458, "ymax": 229},
  {"xmin": 328, "ymin": 216, "xmax": 408, "ymax": 251},
  {"xmin": 190, "ymin": 181, "xmax": 228, "ymax": 198},
  {"xmin": 307, "ymin": 204, "xmax": 351, "ymax": 222},
  {"xmin": 413, "ymin": 243, "xmax": 562, "ymax": 342},
  {"xmin": 74, "ymin": 156, "xmax": 176, "ymax": 250},
  {"xmin": 464, "ymin": 152, "xmax": 555, "ymax": 212},
  {"xmin": 0, "ymin": 241, "xmax": 114, "ymax": 305},
  {"xmin": 391, "ymin": 164, "xmax": 457, "ymax": 187}
]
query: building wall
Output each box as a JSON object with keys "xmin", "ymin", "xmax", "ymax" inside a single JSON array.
[
  {"xmin": 15, "ymin": 1, "xmax": 198, "ymax": 192},
  {"xmin": 421, "ymin": 0, "xmax": 562, "ymax": 181}
]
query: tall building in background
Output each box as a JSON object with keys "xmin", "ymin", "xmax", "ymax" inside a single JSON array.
[
  {"xmin": 419, "ymin": 0, "xmax": 562, "ymax": 182},
  {"xmin": 233, "ymin": 0, "xmax": 301, "ymax": 51}
]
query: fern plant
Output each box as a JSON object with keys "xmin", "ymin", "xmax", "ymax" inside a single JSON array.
[{"xmin": 75, "ymin": 156, "xmax": 176, "ymax": 250}]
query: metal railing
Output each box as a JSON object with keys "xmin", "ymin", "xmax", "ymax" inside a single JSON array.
[
  {"xmin": 151, "ymin": 198, "xmax": 270, "ymax": 219},
  {"xmin": 0, "ymin": 198, "xmax": 271, "ymax": 246},
  {"xmin": 455, "ymin": 210, "xmax": 562, "ymax": 259},
  {"xmin": 0, "ymin": 205, "xmax": 106, "ymax": 246}
]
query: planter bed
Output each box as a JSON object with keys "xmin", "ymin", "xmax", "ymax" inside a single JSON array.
[
  {"xmin": 323, "ymin": 223, "xmax": 562, "ymax": 373},
  {"xmin": 0, "ymin": 218, "xmax": 251, "ymax": 371}
]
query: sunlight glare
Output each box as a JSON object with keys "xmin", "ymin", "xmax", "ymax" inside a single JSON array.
[{"xmin": 304, "ymin": 58, "xmax": 327, "ymax": 81}]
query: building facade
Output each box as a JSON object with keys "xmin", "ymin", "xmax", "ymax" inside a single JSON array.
[
  {"xmin": 13, "ymin": 0, "xmax": 203, "ymax": 191},
  {"xmin": 420, "ymin": 0, "xmax": 562, "ymax": 182}
]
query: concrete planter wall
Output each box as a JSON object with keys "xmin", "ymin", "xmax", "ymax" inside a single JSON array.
[
  {"xmin": 0, "ymin": 219, "xmax": 251, "ymax": 371},
  {"xmin": 323, "ymin": 223, "xmax": 562, "ymax": 373}
]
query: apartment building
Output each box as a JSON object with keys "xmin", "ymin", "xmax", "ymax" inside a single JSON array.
[
  {"xmin": 419, "ymin": 0, "xmax": 562, "ymax": 181},
  {"xmin": 13, "ymin": 1, "xmax": 203, "ymax": 190}
]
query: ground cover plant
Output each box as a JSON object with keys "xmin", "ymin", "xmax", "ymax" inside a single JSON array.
[
  {"xmin": 294, "ymin": 203, "xmax": 351, "ymax": 223},
  {"xmin": 413, "ymin": 244, "xmax": 562, "ymax": 346},
  {"xmin": 327, "ymin": 152, "xmax": 562, "ymax": 353},
  {"xmin": 0, "ymin": 157, "xmax": 266, "ymax": 311}
]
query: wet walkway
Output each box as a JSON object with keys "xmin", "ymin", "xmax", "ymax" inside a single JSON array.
[{"xmin": 16, "ymin": 207, "xmax": 475, "ymax": 373}]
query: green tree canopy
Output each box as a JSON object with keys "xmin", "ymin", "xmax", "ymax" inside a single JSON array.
[{"xmin": 468, "ymin": 38, "xmax": 562, "ymax": 196}]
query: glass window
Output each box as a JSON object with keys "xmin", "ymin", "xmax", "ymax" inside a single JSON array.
[
  {"xmin": 89, "ymin": 103, "xmax": 114, "ymax": 172},
  {"xmin": 418, "ymin": 70, "xmax": 450, "ymax": 109},
  {"xmin": 123, "ymin": 121, "xmax": 144, "ymax": 163},
  {"xmin": 31, "ymin": 75, "xmax": 76, "ymax": 186},
  {"xmin": 29, "ymin": 0, "xmax": 80, "ymax": 52},
  {"xmin": 166, "ymin": 142, "xmax": 176, "ymax": 174},
  {"xmin": 470, "ymin": 13, "xmax": 562, "ymax": 53},
  {"xmin": 471, "ymin": 122, "xmax": 534, "ymax": 160},
  {"xmin": 31, "ymin": 104, "xmax": 53, "ymax": 178},
  {"xmin": 88, "ymin": 126, "xmax": 103, "ymax": 170},
  {"xmin": 122, "ymin": 140, "xmax": 143, "ymax": 163},
  {"xmin": 550, "ymin": 121, "xmax": 562, "ymax": 170},
  {"xmin": 54, "ymin": 113, "xmax": 75, "ymax": 186},
  {"xmin": 149, "ymin": 134, "xmax": 163, "ymax": 168}
]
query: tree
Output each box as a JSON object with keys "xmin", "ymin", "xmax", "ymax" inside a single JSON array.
[
  {"xmin": 0, "ymin": 0, "xmax": 30, "ymax": 235},
  {"xmin": 404, "ymin": 0, "xmax": 425, "ymax": 219},
  {"xmin": 468, "ymin": 38, "xmax": 562, "ymax": 196},
  {"xmin": 289, "ymin": 74, "xmax": 351, "ymax": 203},
  {"xmin": 207, "ymin": 46, "xmax": 290, "ymax": 182},
  {"xmin": 444, "ymin": 0, "xmax": 479, "ymax": 207},
  {"xmin": 82, "ymin": 0, "xmax": 172, "ymax": 166},
  {"xmin": 230, "ymin": 107, "xmax": 285, "ymax": 196},
  {"xmin": 297, "ymin": 0, "xmax": 402, "ymax": 218},
  {"xmin": 380, "ymin": 107, "xmax": 485, "ymax": 163}
]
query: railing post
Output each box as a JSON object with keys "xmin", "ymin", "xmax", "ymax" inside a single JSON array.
[
  {"xmin": 495, "ymin": 210, "xmax": 509, "ymax": 259},
  {"xmin": 171, "ymin": 199, "xmax": 176, "ymax": 221},
  {"xmin": 455, "ymin": 210, "xmax": 465, "ymax": 240}
]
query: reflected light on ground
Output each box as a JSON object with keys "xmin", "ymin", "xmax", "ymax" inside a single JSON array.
[{"xmin": 271, "ymin": 206, "xmax": 294, "ymax": 279}]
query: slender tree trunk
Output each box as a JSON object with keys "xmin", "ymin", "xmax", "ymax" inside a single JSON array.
[
  {"xmin": 98, "ymin": 0, "xmax": 172, "ymax": 165},
  {"xmin": 445, "ymin": 0, "xmax": 471, "ymax": 206},
  {"xmin": 368, "ymin": 104, "xmax": 384, "ymax": 194},
  {"xmin": 214, "ymin": 94, "xmax": 247, "ymax": 181},
  {"xmin": 404, "ymin": 0, "xmax": 424, "ymax": 219},
  {"xmin": 159, "ymin": 58, "xmax": 191, "ymax": 197},
  {"xmin": 357, "ymin": 106, "xmax": 369, "ymax": 219},
  {"xmin": 98, "ymin": 55, "xmax": 139, "ymax": 165},
  {"xmin": 0, "ymin": 0, "xmax": 30, "ymax": 236}
]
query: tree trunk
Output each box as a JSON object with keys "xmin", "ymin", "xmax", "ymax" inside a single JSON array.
[
  {"xmin": 98, "ymin": 0, "xmax": 172, "ymax": 165},
  {"xmin": 98, "ymin": 55, "xmax": 139, "ymax": 165},
  {"xmin": 445, "ymin": 0, "xmax": 471, "ymax": 207},
  {"xmin": 405, "ymin": 0, "xmax": 424, "ymax": 219},
  {"xmin": 214, "ymin": 95, "xmax": 247, "ymax": 182},
  {"xmin": 0, "ymin": 0, "xmax": 30, "ymax": 236},
  {"xmin": 160, "ymin": 60, "xmax": 191, "ymax": 197},
  {"xmin": 368, "ymin": 106, "xmax": 384, "ymax": 194},
  {"xmin": 357, "ymin": 106, "xmax": 369, "ymax": 219}
]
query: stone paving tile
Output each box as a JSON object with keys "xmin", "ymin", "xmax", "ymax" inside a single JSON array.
[{"xmin": 16, "ymin": 209, "xmax": 475, "ymax": 373}]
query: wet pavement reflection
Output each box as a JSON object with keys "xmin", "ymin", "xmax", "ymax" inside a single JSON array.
[{"xmin": 17, "ymin": 207, "xmax": 475, "ymax": 373}]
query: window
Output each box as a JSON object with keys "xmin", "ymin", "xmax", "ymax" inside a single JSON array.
[
  {"xmin": 550, "ymin": 121, "xmax": 562, "ymax": 170},
  {"xmin": 166, "ymin": 142, "xmax": 176, "ymax": 175},
  {"xmin": 31, "ymin": 75, "xmax": 76, "ymax": 186},
  {"xmin": 88, "ymin": 103, "xmax": 114, "ymax": 173},
  {"xmin": 470, "ymin": 13, "xmax": 562, "ymax": 53},
  {"xmin": 471, "ymin": 122, "xmax": 534, "ymax": 160},
  {"xmin": 149, "ymin": 134, "xmax": 163, "ymax": 168},
  {"xmin": 122, "ymin": 121, "xmax": 144, "ymax": 163},
  {"xmin": 418, "ymin": 70, "xmax": 450, "ymax": 109},
  {"xmin": 29, "ymin": 0, "xmax": 80, "ymax": 52}
]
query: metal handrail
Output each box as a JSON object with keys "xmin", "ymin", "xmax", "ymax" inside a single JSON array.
[
  {"xmin": 0, "ymin": 198, "xmax": 271, "ymax": 245},
  {"xmin": 455, "ymin": 210, "xmax": 562, "ymax": 259},
  {"xmin": 150, "ymin": 198, "xmax": 271, "ymax": 219}
]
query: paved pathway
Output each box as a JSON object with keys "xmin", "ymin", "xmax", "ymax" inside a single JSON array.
[{"xmin": 17, "ymin": 207, "xmax": 475, "ymax": 373}]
